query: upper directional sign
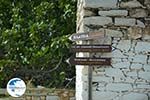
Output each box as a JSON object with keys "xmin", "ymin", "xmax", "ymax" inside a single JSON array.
[
  {"xmin": 71, "ymin": 45, "xmax": 111, "ymax": 52},
  {"xmin": 69, "ymin": 31, "xmax": 105, "ymax": 41}
]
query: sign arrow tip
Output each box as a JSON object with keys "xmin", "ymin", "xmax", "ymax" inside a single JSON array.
[
  {"xmin": 66, "ymin": 58, "xmax": 70, "ymax": 65},
  {"xmin": 68, "ymin": 35, "xmax": 72, "ymax": 41}
]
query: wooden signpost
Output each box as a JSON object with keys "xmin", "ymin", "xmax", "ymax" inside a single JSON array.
[
  {"xmin": 71, "ymin": 45, "xmax": 111, "ymax": 52},
  {"xmin": 68, "ymin": 31, "xmax": 111, "ymax": 100},
  {"xmin": 69, "ymin": 31, "xmax": 105, "ymax": 41},
  {"xmin": 67, "ymin": 57, "xmax": 111, "ymax": 66}
]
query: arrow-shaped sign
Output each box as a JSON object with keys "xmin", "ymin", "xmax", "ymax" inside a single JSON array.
[
  {"xmin": 69, "ymin": 31, "xmax": 105, "ymax": 41},
  {"xmin": 71, "ymin": 44, "xmax": 111, "ymax": 52},
  {"xmin": 66, "ymin": 57, "xmax": 111, "ymax": 66}
]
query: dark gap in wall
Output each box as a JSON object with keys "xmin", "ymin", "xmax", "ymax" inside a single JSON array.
[
  {"xmin": 95, "ymin": 9, "xmax": 99, "ymax": 16},
  {"xmin": 84, "ymin": 7, "xmax": 99, "ymax": 16},
  {"xmin": 148, "ymin": 11, "xmax": 150, "ymax": 16},
  {"xmin": 136, "ymin": 18, "xmax": 145, "ymax": 23},
  {"xmin": 145, "ymin": 18, "xmax": 150, "ymax": 25},
  {"xmin": 85, "ymin": 25, "xmax": 103, "ymax": 30},
  {"xmin": 112, "ymin": 17, "xmax": 115, "ymax": 24},
  {"xmin": 121, "ymin": 0, "xmax": 145, "ymax": 5},
  {"xmin": 121, "ymin": 0, "xmax": 131, "ymax": 2},
  {"xmin": 137, "ymin": 0, "xmax": 145, "ymax": 5}
]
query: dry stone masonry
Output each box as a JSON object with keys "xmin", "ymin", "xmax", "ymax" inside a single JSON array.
[{"xmin": 76, "ymin": 0, "xmax": 150, "ymax": 100}]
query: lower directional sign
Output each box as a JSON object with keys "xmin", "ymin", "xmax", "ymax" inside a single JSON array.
[{"xmin": 66, "ymin": 57, "xmax": 111, "ymax": 65}]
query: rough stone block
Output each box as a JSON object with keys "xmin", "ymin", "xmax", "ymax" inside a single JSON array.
[
  {"xmin": 129, "ymin": 9, "xmax": 148, "ymax": 18},
  {"xmin": 137, "ymin": 84, "xmax": 150, "ymax": 89},
  {"xmin": 135, "ymin": 78, "xmax": 147, "ymax": 84},
  {"xmin": 115, "ymin": 18, "xmax": 136, "ymax": 26},
  {"xmin": 126, "ymin": 71, "xmax": 138, "ymax": 77},
  {"xmin": 93, "ymin": 91, "xmax": 118, "ymax": 100},
  {"xmin": 92, "ymin": 82, "xmax": 106, "ymax": 91},
  {"xmin": 124, "ymin": 77, "xmax": 136, "ymax": 83},
  {"xmin": 106, "ymin": 83, "xmax": 132, "ymax": 92},
  {"xmin": 99, "ymin": 49, "xmax": 127, "ymax": 58},
  {"xmin": 105, "ymin": 68, "xmax": 124, "ymax": 78},
  {"xmin": 133, "ymin": 55, "xmax": 147, "ymax": 63},
  {"xmin": 112, "ymin": 39, "xmax": 118, "ymax": 44},
  {"xmin": 128, "ymin": 57, "xmax": 134, "ymax": 62},
  {"xmin": 46, "ymin": 96, "xmax": 59, "ymax": 100},
  {"xmin": 113, "ymin": 77, "xmax": 126, "ymax": 83},
  {"xmin": 148, "ymin": 59, "xmax": 150, "ymax": 64},
  {"xmin": 112, "ymin": 62, "xmax": 130, "ymax": 68},
  {"xmin": 112, "ymin": 43, "xmax": 117, "ymax": 47},
  {"xmin": 93, "ymin": 66, "xmax": 105, "ymax": 71},
  {"xmin": 130, "ymin": 40, "xmax": 137, "ymax": 52},
  {"xmin": 105, "ymin": 29, "xmax": 123, "ymax": 37},
  {"xmin": 128, "ymin": 26, "xmax": 143, "ymax": 39},
  {"xmin": 131, "ymin": 63, "xmax": 143, "ymax": 69},
  {"xmin": 139, "ymin": 72, "xmax": 150, "ymax": 81},
  {"xmin": 124, "ymin": 51, "xmax": 136, "ymax": 57},
  {"xmin": 144, "ymin": 64, "xmax": 150, "ymax": 71},
  {"xmin": 112, "ymin": 58, "xmax": 122, "ymax": 63},
  {"xmin": 92, "ymin": 76, "xmax": 113, "ymax": 82},
  {"xmin": 77, "ymin": 23, "xmax": 87, "ymax": 32},
  {"xmin": 84, "ymin": 16, "xmax": 113, "ymax": 26},
  {"xmin": 122, "ymin": 58, "xmax": 129, "ymax": 62},
  {"xmin": 135, "ymin": 42, "xmax": 150, "ymax": 53},
  {"xmin": 143, "ymin": 34, "xmax": 150, "ymax": 40},
  {"xmin": 84, "ymin": 0, "xmax": 118, "ymax": 8},
  {"xmin": 122, "ymin": 93, "xmax": 148, "ymax": 100},
  {"xmin": 93, "ymin": 71, "xmax": 105, "ymax": 76},
  {"xmin": 143, "ymin": 25, "xmax": 150, "ymax": 40},
  {"xmin": 145, "ymin": 18, "xmax": 150, "ymax": 25},
  {"xmin": 98, "ymin": 36, "xmax": 112, "ymax": 45},
  {"xmin": 117, "ymin": 40, "xmax": 131, "ymax": 52},
  {"xmin": 112, "ymin": 49, "xmax": 127, "ymax": 58},
  {"xmin": 91, "ymin": 36, "xmax": 112, "ymax": 45},
  {"xmin": 84, "ymin": 9, "xmax": 96, "ymax": 17},
  {"xmin": 120, "ymin": 0, "xmax": 145, "ymax": 8},
  {"xmin": 136, "ymin": 20, "xmax": 145, "ymax": 28},
  {"xmin": 98, "ymin": 10, "xmax": 128, "ymax": 17},
  {"xmin": 144, "ymin": 0, "xmax": 150, "ymax": 9}
]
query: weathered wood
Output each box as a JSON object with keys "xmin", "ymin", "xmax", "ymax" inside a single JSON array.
[
  {"xmin": 69, "ymin": 31, "xmax": 105, "ymax": 41},
  {"xmin": 71, "ymin": 44, "xmax": 111, "ymax": 52},
  {"xmin": 67, "ymin": 57, "xmax": 111, "ymax": 65}
]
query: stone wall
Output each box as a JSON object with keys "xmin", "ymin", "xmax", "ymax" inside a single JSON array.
[
  {"xmin": 76, "ymin": 0, "xmax": 150, "ymax": 100},
  {"xmin": 0, "ymin": 88, "xmax": 75, "ymax": 100}
]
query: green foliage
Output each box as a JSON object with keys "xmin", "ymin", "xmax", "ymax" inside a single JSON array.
[{"xmin": 0, "ymin": 0, "xmax": 76, "ymax": 88}]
